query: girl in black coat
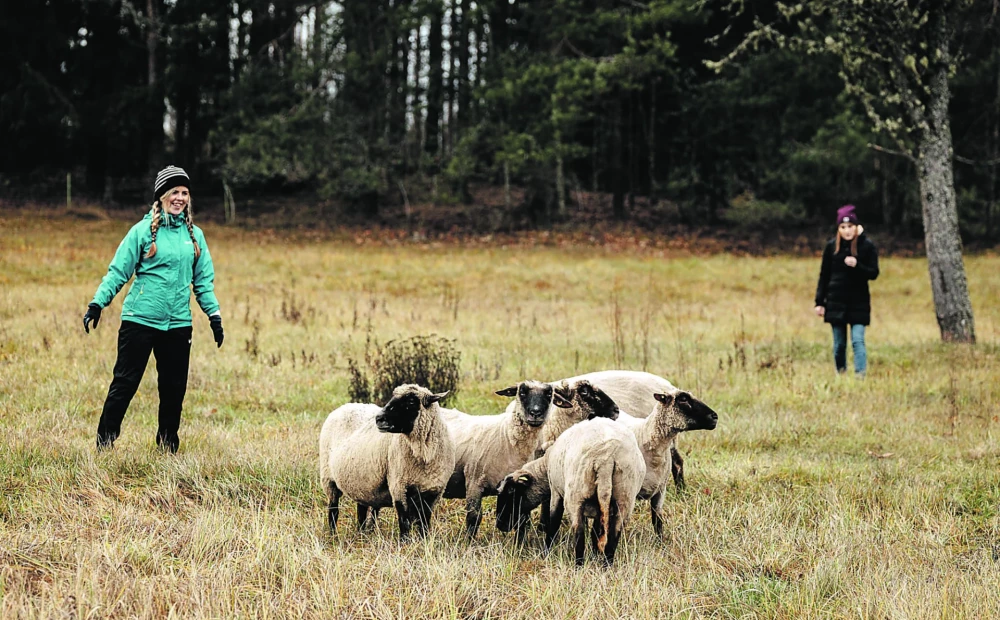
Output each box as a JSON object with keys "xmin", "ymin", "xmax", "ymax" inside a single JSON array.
[{"xmin": 814, "ymin": 205, "xmax": 879, "ymax": 376}]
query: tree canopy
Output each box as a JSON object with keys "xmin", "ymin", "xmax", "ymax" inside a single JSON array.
[{"xmin": 1, "ymin": 0, "xmax": 997, "ymax": 245}]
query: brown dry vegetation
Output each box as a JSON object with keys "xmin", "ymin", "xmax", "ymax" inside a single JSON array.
[{"xmin": 1, "ymin": 211, "xmax": 999, "ymax": 618}]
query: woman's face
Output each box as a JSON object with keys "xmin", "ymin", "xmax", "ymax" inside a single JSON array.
[
  {"xmin": 164, "ymin": 187, "xmax": 190, "ymax": 215},
  {"xmin": 838, "ymin": 222, "xmax": 857, "ymax": 241}
]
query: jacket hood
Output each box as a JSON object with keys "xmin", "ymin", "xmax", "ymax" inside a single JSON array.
[{"xmin": 143, "ymin": 207, "xmax": 186, "ymax": 228}]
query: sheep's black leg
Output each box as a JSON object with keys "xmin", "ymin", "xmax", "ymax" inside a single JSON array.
[
  {"xmin": 670, "ymin": 445, "xmax": 686, "ymax": 491},
  {"xmin": 603, "ymin": 500, "xmax": 622, "ymax": 567},
  {"xmin": 545, "ymin": 498, "xmax": 564, "ymax": 551},
  {"xmin": 327, "ymin": 481, "xmax": 342, "ymax": 533},
  {"xmin": 573, "ymin": 516, "xmax": 587, "ymax": 567},
  {"xmin": 357, "ymin": 504, "xmax": 373, "ymax": 531},
  {"xmin": 394, "ymin": 499, "xmax": 412, "ymax": 541},
  {"xmin": 515, "ymin": 510, "xmax": 531, "ymax": 545},
  {"xmin": 537, "ymin": 501, "xmax": 550, "ymax": 533},
  {"xmin": 408, "ymin": 487, "xmax": 437, "ymax": 538},
  {"xmin": 464, "ymin": 492, "xmax": 484, "ymax": 540},
  {"xmin": 515, "ymin": 494, "xmax": 536, "ymax": 545},
  {"xmin": 650, "ymin": 492, "xmax": 665, "ymax": 538},
  {"xmin": 590, "ymin": 517, "xmax": 601, "ymax": 557}
]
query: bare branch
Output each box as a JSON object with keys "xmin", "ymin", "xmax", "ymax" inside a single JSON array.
[
  {"xmin": 955, "ymin": 154, "xmax": 1000, "ymax": 166},
  {"xmin": 868, "ymin": 143, "xmax": 917, "ymax": 164}
]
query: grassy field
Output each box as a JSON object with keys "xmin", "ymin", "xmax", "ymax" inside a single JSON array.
[{"xmin": 1, "ymin": 211, "xmax": 999, "ymax": 618}]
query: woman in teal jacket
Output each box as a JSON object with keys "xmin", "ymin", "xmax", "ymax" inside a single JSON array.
[{"xmin": 83, "ymin": 166, "xmax": 224, "ymax": 452}]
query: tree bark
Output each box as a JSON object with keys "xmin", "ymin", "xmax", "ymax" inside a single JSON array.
[
  {"xmin": 556, "ymin": 152, "xmax": 566, "ymax": 218},
  {"xmin": 647, "ymin": 80, "xmax": 655, "ymax": 197},
  {"xmin": 988, "ymin": 44, "xmax": 999, "ymax": 240},
  {"xmin": 457, "ymin": 0, "xmax": 470, "ymax": 130},
  {"xmin": 413, "ymin": 17, "xmax": 423, "ymax": 162},
  {"xmin": 919, "ymin": 21, "xmax": 976, "ymax": 343},
  {"xmin": 424, "ymin": 0, "xmax": 443, "ymax": 156},
  {"xmin": 611, "ymin": 95, "xmax": 625, "ymax": 220},
  {"xmin": 146, "ymin": 0, "xmax": 163, "ymax": 175}
]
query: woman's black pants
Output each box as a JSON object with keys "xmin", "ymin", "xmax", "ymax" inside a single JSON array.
[{"xmin": 96, "ymin": 320, "xmax": 193, "ymax": 452}]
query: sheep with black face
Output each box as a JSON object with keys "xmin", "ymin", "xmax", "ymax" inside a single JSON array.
[
  {"xmin": 319, "ymin": 384, "xmax": 455, "ymax": 539},
  {"xmin": 615, "ymin": 390, "xmax": 718, "ymax": 536},
  {"xmin": 439, "ymin": 379, "xmax": 619, "ymax": 540},
  {"xmin": 538, "ymin": 379, "xmax": 620, "ymax": 453},
  {"xmin": 496, "ymin": 417, "xmax": 646, "ymax": 566},
  {"xmin": 553, "ymin": 370, "xmax": 694, "ymax": 489}
]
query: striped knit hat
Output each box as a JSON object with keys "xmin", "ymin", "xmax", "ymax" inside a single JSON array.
[{"xmin": 153, "ymin": 165, "xmax": 190, "ymax": 201}]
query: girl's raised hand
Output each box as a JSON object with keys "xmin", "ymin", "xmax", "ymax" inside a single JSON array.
[{"xmin": 844, "ymin": 256, "xmax": 857, "ymax": 267}]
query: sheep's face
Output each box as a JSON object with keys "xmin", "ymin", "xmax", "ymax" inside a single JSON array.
[
  {"xmin": 654, "ymin": 391, "xmax": 718, "ymax": 432},
  {"xmin": 562, "ymin": 380, "xmax": 619, "ymax": 421},
  {"xmin": 495, "ymin": 471, "xmax": 535, "ymax": 533},
  {"xmin": 377, "ymin": 386, "xmax": 449, "ymax": 434},
  {"xmin": 496, "ymin": 381, "xmax": 571, "ymax": 427}
]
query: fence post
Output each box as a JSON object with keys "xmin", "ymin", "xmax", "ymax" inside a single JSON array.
[{"xmin": 66, "ymin": 173, "xmax": 72, "ymax": 210}]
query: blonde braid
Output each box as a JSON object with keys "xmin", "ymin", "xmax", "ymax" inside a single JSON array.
[
  {"xmin": 145, "ymin": 203, "xmax": 162, "ymax": 258},
  {"xmin": 184, "ymin": 202, "xmax": 202, "ymax": 259}
]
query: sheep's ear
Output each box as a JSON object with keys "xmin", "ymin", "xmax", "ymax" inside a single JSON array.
[
  {"xmin": 654, "ymin": 392, "xmax": 674, "ymax": 407},
  {"xmin": 423, "ymin": 391, "xmax": 449, "ymax": 407},
  {"xmin": 554, "ymin": 383, "xmax": 573, "ymax": 400},
  {"xmin": 552, "ymin": 390, "xmax": 573, "ymax": 408},
  {"xmin": 495, "ymin": 386, "xmax": 518, "ymax": 397},
  {"xmin": 498, "ymin": 473, "xmax": 524, "ymax": 495}
]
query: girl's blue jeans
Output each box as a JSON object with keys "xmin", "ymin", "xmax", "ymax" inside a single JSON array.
[{"xmin": 832, "ymin": 323, "xmax": 866, "ymax": 375}]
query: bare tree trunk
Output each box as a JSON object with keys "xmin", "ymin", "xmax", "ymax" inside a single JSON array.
[
  {"xmin": 413, "ymin": 17, "xmax": 424, "ymax": 162},
  {"xmin": 425, "ymin": 0, "xmax": 443, "ymax": 156},
  {"xmin": 503, "ymin": 160, "xmax": 511, "ymax": 210},
  {"xmin": 989, "ymin": 44, "xmax": 999, "ymax": 241},
  {"xmin": 473, "ymin": 3, "xmax": 485, "ymax": 125},
  {"xmin": 611, "ymin": 96, "xmax": 625, "ymax": 220},
  {"xmin": 312, "ymin": 4, "xmax": 323, "ymax": 88},
  {"xmin": 919, "ymin": 35, "xmax": 975, "ymax": 343},
  {"xmin": 648, "ymin": 80, "xmax": 656, "ymax": 197},
  {"xmin": 457, "ymin": 0, "xmax": 470, "ymax": 130},
  {"xmin": 556, "ymin": 152, "xmax": 566, "ymax": 218},
  {"xmin": 447, "ymin": 0, "xmax": 460, "ymax": 155},
  {"xmin": 146, "ymin": 0, "xmax": 163, "ymax": 175}
]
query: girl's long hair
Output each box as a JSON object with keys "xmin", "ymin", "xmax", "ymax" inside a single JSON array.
[
  {"xmin": 834, "ymin": 230, "xmax": 859, "ymax": 257},
  {"xmin": 145, "ymin": 191, "xmax": 201, "ymax": 259}
]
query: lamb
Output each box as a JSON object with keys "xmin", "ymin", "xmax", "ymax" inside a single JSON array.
[
  {"xmin": 440, "ymin": 379, "xmax": 617, "ymax": 540},
  {"xmin": 553, "ymin": 370, "xmax": 689, "ymax": 489},
  {"xmin": 614, "ymin": 390, "xmax": 718, "ymax": 536},
  {"xmin": 318, "ymin": 384, "xmax": 455, "ymax": 539},
  {"xmin": 496, "ymin": 417, "xmax": 646, "ymax": 566}
]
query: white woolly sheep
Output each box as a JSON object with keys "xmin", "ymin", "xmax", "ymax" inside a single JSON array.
[
  {"xmin": 496, "ymin": 417, "xmax": 646, "ymax": 566},
  {"xmin": 318, "ymin": 384, "xmax": 455, "ymax": 539},
  {"xmin": 615, "ymin": 390, "xmax": 718, "ymax": 536},
  {"xmin": 439, "ymin": 380, "xmax": 582, "ymax": 540},
  {"xmin": 538, "ymin": 378, "xmax": 621, "ymax": 453},
  {"xmin": 554, "ymin": 370, "xmax": 693, "ymax": 489}
]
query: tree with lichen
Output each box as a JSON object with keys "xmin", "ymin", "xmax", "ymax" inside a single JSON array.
[{"xmin": 708, "ymin": 0, "xmax": 979, "ymax": 343}]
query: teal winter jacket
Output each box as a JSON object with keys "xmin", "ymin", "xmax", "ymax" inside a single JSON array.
[{"xmin": 90, "ymin": 209, "xmax": 220, "ymax": 330}]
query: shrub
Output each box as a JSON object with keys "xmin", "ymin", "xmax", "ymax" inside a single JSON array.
[
  {"xmin": 347, "ymin": 335, "xmax": 461, "ymax": 406},
  {"xmin": 722, "ymin": 191, "xmax": 807, "ymax": 230}
]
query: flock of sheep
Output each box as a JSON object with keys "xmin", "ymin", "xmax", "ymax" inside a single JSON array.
[{"xmin": 318, "ymin": 370, "xmax": 719, "ymax": 566}]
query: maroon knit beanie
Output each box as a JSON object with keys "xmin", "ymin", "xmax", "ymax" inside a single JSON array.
[{"xmin": 836, "ymin": 204, "xmax": 859, "ymax": 225}]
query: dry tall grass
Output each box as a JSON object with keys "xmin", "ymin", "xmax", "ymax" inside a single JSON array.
[{"xmin": 1, "ymin": 213, "xmax": 998, "ymax": 618}]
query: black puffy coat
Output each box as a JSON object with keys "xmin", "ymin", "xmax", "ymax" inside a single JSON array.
[{"xmin": 814, "ymin": 233, "xmax": 879, "ymax": 325}]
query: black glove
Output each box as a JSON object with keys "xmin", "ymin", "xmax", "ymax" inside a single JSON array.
[
  {"xmin": 83, "ymin": 303, "xmax": 102, "ymax": 333},
  {"xmin": 210, "ymin": 315, "xmax": 224, "ymax": 348}
]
